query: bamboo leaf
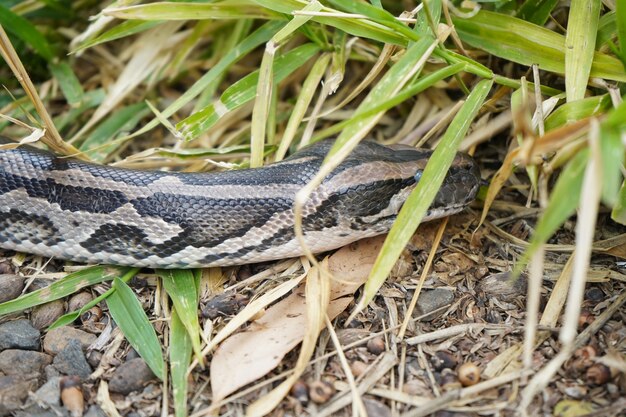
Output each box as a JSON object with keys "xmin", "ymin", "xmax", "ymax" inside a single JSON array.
[
  {"xmin": 0, "ymin": 266, "xmax": 128, "ymax": 316},
  {"xmin": 107, "ymin": 278, "xmax": 165, "ymax": 380},
  {"xmin": 158, "ymin": 270, "xmax": 202, "ymax": 363},
  {"xmin": 170, "ymin": 308, "xmax": 193, "ymax": 417},
  {"xmin": 71, "ymin": 20, "xmax": 161, "ymax": 54},
  {"xmin": 49, "ymin": 268, "xmax": 140, "ymax": 330},
  {"xmin": 356, "ymin": 78, "xmax": 493, "ymax": 312},
  {"xmin": 0, "ymin": 4, "xmax": 55, "ymax": 60},
  {"xmin": 565, "ymin": 0, "xmax": 602, "ymax": 102},
  {"xmin": 103, "ymin": 1, "xmax": 274, "ymax": 21},
  {"xmin": 453, "ymin": 10, "xmax": 626, "ymax": 82},
  {"xmin": 177, "ymin": 43, "xmax": 319, "ymax": 140},
  {"xmin": 49, "ymin": 61, "xmax": 84, "ymax": 106},
  {"xmin": 515, "ymin": 149, "xmax": 589, "ymax": 274},
  {"xmin": 129, "ymin": 20, "xmax": 283, "ymax": 139}
]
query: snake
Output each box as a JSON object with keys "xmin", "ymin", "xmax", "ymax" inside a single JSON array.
[{"xmin": 0, "ymin": 137, "xmax": 480, "ymax": 269}]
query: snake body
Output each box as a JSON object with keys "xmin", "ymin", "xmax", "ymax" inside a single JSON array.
[{"xmin": 0, "ymin": 138, "xmax": 480, "ymax": 268}]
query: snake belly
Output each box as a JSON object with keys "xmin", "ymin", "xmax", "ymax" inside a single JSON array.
[{"xmin": 0, "ymin": 138, "xmax": 480, "ymax": 268}]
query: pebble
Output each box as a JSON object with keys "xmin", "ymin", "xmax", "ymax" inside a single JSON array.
[
  {"xmin": 363, "ymin": 398, "xmax": 392, "ymax": 417},
  {"xmin": 415, "ymin": 288, "xmax": 455, "ymax": 321},
  {"xmin": 31, "ymin": 300, "xmax": 65, "ymax": 330},
  {"xmin": 108, "ymin": 358, "xmax": 156, "ymax": 394},
  {"xmin": 0, "ymin": 319, "xmax": 41, "ymax": 351},
  {"xmin": 0, "ymin": 349, "xmax": 52, "ymax": 376},
  {"xmin": 53, "ymin": 339, "xmax": 92, "ymax": 380},
  {"xmin": 0, "ymin": 374, "xmax": 38, "ymax": 415},
  {"xmin": 0, "ymin": 274, "xmax": 24, "ymax": 303},
  {"xmin": 15, "ymin": 377, "xmax": 67, "ymax": 417},
  {"xmin": 43, "ymin": 326, "xmax": 96, "ymax": 355},
  {"xmin": 84, "ymin": 405, "xmax": 107, "ymax": 417}
]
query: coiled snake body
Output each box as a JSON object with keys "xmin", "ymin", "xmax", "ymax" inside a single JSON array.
[{"xmin": 0, "ymin": 138, "xmax": 480, "ymax": 268}]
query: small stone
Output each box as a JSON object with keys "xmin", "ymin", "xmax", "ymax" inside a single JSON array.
[
  {"xmin": 32, "ymin": 376, "xmax": 62, "ymax": 406},
  {"xmin": 85, "ymin": 405, "xmax": 107, "ymax": 417},
  {"xmin": 0, "ymin": 349, "xmax": 52, "ymax": 376},
  {"xmin": 108, "ymin": 358, "xmax": 156, "ymax": 394},
  {"xmin": 43, "ymin": 326, "xmax": 96, "ymax": 355},
  {"xmin": 363, "ymin": 398, "xmax": 392, "ymax": 417},
  {"xmin": 0, "ymin": 375, "xmax": 38, "ymax": 415},
  {"xmin": 53, "ymin": 339, "xmax": 92, "ymax": 380},
  {"xmin": 0, "ymin": 274, "xmax": 24, "ymax": 303},
  {"xmin": 0, "ymin": 319, "xmax": 40, "ymax": 351},
  {"xmin": 31, "ymin": 300, "xmax": 65, "ymax": 330},
  {"xmin": 415, "ymin": 288, "xmax": 455, "ymax": 321}
]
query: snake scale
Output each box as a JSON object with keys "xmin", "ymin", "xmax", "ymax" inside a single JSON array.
[{"xmin": 0, "ymin": 138, "xmax": 480, "ymax": 269}]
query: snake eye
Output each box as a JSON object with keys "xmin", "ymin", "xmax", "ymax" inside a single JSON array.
[{"xmin": 414, "ymin": 171, "xmax": 423, "ymax": 183}]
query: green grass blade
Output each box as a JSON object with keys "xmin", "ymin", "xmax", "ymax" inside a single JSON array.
[
  {"xmin": 611, "ymin": 179, "xmax": 626, "ymax": 225},
  {"xmin": 517, "ymin": 0, "xmax": 559, "ymax": 25},
  {"xmin": 543, "ymin": 94, "xmax": 611, "ymax": 131},
  {"xmin": 254, "ymin": 0, "xmax": 408, "ymax": 45},
  {"xmin": 107, "ymin": 278, "xmax": 165, "ymax": 380},
  {"xmin": 49, "ymin": 268, "xmax": 140, "ymax": 330},
  {"xmin": 601, "ymin": 98, "xmax": 626, "ymax": 207},
  {"xmin": 48, "ymin": 61, "xmax": 84, "ymax": 106},
  {"xmin": 71, "ymin": 20, "xmax": 161, "ymax": 54},
  {"xmin": 79, "ymin": 102, "xmax": 150, "ymax": 162},
  {"xmin": 515, "ymin": 149, "xmax": 589, "ymax": 275},
  {"xmin": 157, "ymin": 270, "xmax": 202, "ymax": 363},
  {"xmin": 327, "ymin": 0, "xmax": 419, "ymax": 42},
  {"xmin": 127, "ymin": 20, "xmax": 282, "ymax": 139},
  {"xmin": 325, "ymin": 36, "xmax": 438, "ymax": 159},
  {"xmin": 453, "ymin": 10, "xmax": 626, "ymax": 82},
  {"xmin": 250, "ymin": 0, "xmax": 322, "ymax": 167},
  {"xmin": 0, "ymin": 266, "xmax": 128, "ymax": 316},
  {"xmin": 312, "ymin": 62, "xmax": 466, "ymax": 142},
  {"xmin": 617, "ymin": 1, "xmax": 626, "ymax": 66},
  {"xmin": 0, "ymin": 4, "xmax": 55, "ymax": 60},
  {"xmin": 103, "ymin": 1, "xmax": 273, "ymax": 20},
  {"xmin": 565, "ymin": 0, "xmax": 601, "ymax": 102},
  {"xmin": 177, "ymin": 43, "xmax": 319, "ymax": 140},
  {"xmin": 170, "ymin": 308, "xmax": 193, "ymax": 417},
  {"xmin": 356, "ymin": 78, "xmax": 493, "ymax": 311}
]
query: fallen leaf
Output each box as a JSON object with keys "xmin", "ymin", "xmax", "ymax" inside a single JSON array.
[{"xmin": 210, "ymin": 235, "xmax": 386, "ymax": 401}]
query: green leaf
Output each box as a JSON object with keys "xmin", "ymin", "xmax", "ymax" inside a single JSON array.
[
  {"xmin": 600, "ymin": 129, "xmax": 623, "ymax": 208},
  {"xmin": 71, "ymin": 20, "xmax": 161, "ymax": 54},
  {"xmin": 103, "ymin": 1, "xmax": 274, "ymax": 21},
  {"xmin": 0, "ymin": 4, "xmax": 55, "ymax": 60},
  {"xmin": 48, "ymin": 61, "xmax": 84, "ymax": 106},
  {"xmin": 49, "ymin": 268, "xmax": 139, "ymax": 330},
  {"xmin": 543, "ymin": 94, "xmax": 611, "ymax": 131},
  {"xmin": 611, "ymin": 179, "xmax": 626, "ymax": 225},
  {"xmin": 617, "ymin": 0, "xmax": 626, "ymax": 67},
  {"xmin": 358, "ymin": 78, "xmax": 494, "ymax": 309},
  {"xmin": 177, "ymin": 43, "xmax": 319, "ymax": 140},
  {"xmin": 325, "ymin": 36, "xmax": 439, "ymax": 158},
  {"xmin": 158, "ymin": 270, "xmax": 202, "ymax": 363},
  {"xmin": 107, "ymin": 278, "xmax": 165, "ymax": 380},
  {"xmin": 170, "ymin": 308, "xmax": 193, "ymax": 417},
  {"xmin": 453, "ymin": 10, "xmax": 626, "ymax": 82},
  {"xmin": 327, "ymin": 0, "xmax": 419, "ymax": 42},
  {"xmin": 517, "ymin": 0, "xmax": 559, "ymax": 25},
  {"xmin": 254, "ymin": 0, "xmax": 408, "ymax": 45},
  {"xmin": 0, "ymin": 266, "xmax": 128, "ymax": 316},
  {"xmin": 565, "ymin": 0, "xmax": 602, "ymax": 102},
  {"xmin": 515, "ymin": 149, "xmax": 589, "ymax": 274},
  {"xmin": 128, "ymin": 20, "xmax": 283, "ymax": 139},
  {"xmin": 79, "ymin": 102, "xmax": 151, "ymax": 162}
]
